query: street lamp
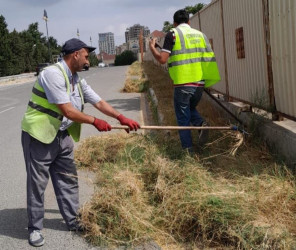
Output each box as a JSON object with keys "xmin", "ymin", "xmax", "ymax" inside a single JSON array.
[
  {"xmin": 43, "ymin": 10, "xmax": 51, "ymax": 62},
  {"xmin": 77, "ymin": 29, "xmax": 80, "ymax": 39},
  {"xmin": 90, "ymin": 36, "xmax": 92, "ymax": 46}
]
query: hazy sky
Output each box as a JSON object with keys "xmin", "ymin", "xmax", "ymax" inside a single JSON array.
[{"xmin": 0, "ymin": 0, "xmax": 211, "ymax": 49}]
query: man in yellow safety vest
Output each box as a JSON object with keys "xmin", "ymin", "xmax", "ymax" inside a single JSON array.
[
  {"xmin": 21, "ymin": 38, "xmax": 140, "ymax": 247},
  {"xmin": 149, "ymin": 9, "xmax": 220, "ymax": 153}
]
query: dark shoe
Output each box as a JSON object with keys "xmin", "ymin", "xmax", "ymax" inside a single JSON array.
[
  {"xmin": 199, "ymin": 122, "xmax": 209, "ymax": 146},
  {"xmin": 69, "ymin": 224, "xmax": 85, "ymax": 232},
  {"xmin": 29, "ymin": 230, "xmax": 45, "ymax": 247}
]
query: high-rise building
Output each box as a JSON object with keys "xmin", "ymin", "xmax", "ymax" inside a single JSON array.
[
  {"xmin": 98, "ymin": 32, "xmax": 115, "ymax": 55},
  {"xmin": 125, "ymin": 24, "xmax": 150, "ymax": 53},
  {"xmin": 125, "ymin": 24, "xmax": 150, "ymax": 42}
]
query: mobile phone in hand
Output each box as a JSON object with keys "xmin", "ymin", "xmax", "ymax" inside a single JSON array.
[{"xmin": 150, "ymin": 37, "xmax": 162, "ymax": 49}]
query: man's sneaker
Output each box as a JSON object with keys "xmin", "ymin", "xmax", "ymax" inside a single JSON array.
[
  {"xmin": 29, "ymin": 230, "xmax": 45, "ymax": 247},
  {"xmin": 199, "ymin": 122, "xmax": 209, "ymax": 146}
]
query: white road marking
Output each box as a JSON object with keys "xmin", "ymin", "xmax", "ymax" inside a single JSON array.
[{"xmin": 0, "ymin": 107, "xmax": 15, "ymax": 114}]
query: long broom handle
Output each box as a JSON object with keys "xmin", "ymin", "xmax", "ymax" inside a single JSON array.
[{"xmin": 111, "ymin": 125, "xmax": 240, "ymax": 131}]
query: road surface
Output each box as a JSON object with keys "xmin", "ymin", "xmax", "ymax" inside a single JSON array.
[{"xmin": 0, "ymin": 66, "xmax": 142, "ymax": 249}]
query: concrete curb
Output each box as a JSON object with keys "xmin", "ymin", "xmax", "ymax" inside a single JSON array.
[
  {"xmin": 203, "ymin": 93, "xmax": 296, "ymax": 167},
  {"xmin": 0, "ymin": 73, "xmax": 36, "ymax": 86},
  {"xmin": 0, "ymin": 73, "xmax": 35, "ymax": 82},
  {"xmin": 148, "ymin": 88, "xmax": 164, "ymax": 125}
]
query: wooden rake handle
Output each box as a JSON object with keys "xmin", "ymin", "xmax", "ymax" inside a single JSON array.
[{"xmin": 111, "ymin": 125, "xmax": 239, "ymax": 131}]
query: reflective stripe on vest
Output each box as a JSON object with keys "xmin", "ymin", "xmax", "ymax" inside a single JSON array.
[
  {"xmin": 28, "ymin": 101, "xmax": 63, "ymax": 121},
  {"xmin": 168, "ymin": 57, "xmax": 216, "ymax": 67},
  {"xmin": 168, "ymin": 26, "xmax": 220, "ymax": 87},
  {"xmin": 32, "ymin": 87, "xmax": 47, "ymax": 99}
]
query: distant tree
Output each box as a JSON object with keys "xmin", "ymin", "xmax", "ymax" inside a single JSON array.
[
  {"xmin": 0, "ymin": 15, "xmax": 13, "ymax": 76},
  {"xmin": 48, "ymin": 36, "xmax": 58, "ymax": 49},
  {"xmin": 161, "ymin": 3, "xmax": 205, "ymax": 33},
  {"xmin": 185, "ymin": 3, "xmax": 205, "ymax": 15},
  {"xmin": 114, "ymin": 50, "xmax": 137, "ymax": 66},
  {"xmin": 27, "ymin": 23, "xmax": 42, "ymax": 42},
  {"xmin": 89, "ymin": 51, "xmax": 99, "ymax": 67},
  {"xmin": 19, "ymin": 22, "xmax": 51, "ymax": 72},
  {"xmin": 49, "ymin": 36, "xmax": 62, "ymax": 61},
  {"xmin": 9, "ymin": 29, "xmax": 26, "ymax": 74},
  {"xmin": 19, "ymin": 23, "xmax": 38, "ymax": 71},
  {"xmin": 19, "ymin": 30, "xmax": 35, "ymax": 72},
  {"xmin": 162, "ymin": 21, "xmax": 173, "ymax": 33}
]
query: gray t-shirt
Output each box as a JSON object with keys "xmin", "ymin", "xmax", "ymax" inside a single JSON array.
[{"xmin": 38, "ymin": 60, "xmax": 101, "ymax": 130}]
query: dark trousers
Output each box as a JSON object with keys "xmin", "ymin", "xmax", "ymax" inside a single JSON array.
[
  {"xmin": 21, "ymin": 130, "xmax": 79, "ymax": 232},
  {"xmin": 174, "ymin": 86, "xmax": 204, "ymax": 149}
]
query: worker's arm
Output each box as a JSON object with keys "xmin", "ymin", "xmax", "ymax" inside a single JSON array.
[
  {"xmin": 93, "ymin": 100, "xmax": 140, "ymax": 132},
  {"xmin": 57, "ymin": 103, "xmax": 111, "ymax": 132},
  {"xmin": 93, "ymin": 99, "xmax": 120, "ymax": 118},
  {"xmin": 149, "ymin": 38, "xmax": 170, "ymax": 64},
  {"xmin": 57, "ymin": 100, "xmax": 123, "ymax": 124},
  {"xmin": 57, "ymin": 103, "xmax": 94, "ymax": 124},
  {"xmin": 57, "ymin": 100, "xmax": 139, "ymax": 132}
]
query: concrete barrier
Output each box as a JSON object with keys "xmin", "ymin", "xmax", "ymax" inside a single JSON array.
[
  {"xmin": 0, "ymin": 73, "xmax": 35, "ymax": 83},
  {"xmin": 203, "ymin": 93, "xmax": 296, "ymax": 167}
]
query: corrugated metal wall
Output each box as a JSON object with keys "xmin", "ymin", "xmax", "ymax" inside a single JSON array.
[
  {"xmin": 144, "ymin": 0, "xmax": 296, "ymax": 120},
  {"xmin": 270, "ymin": 0, "xmax": 296, "ymax": 118},
  {"xmin": 222, "ymin": 0, "xmax": 269, "ymax": 104},
  {"xmin": 197, "ymin": 0, "xmax": 226, "ymax": 94},
  {"xmin": 190, "ymin": 12, "xmax": 201, "ymax": 31}
]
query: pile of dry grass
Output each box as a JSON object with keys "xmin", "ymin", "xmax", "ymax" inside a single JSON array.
[
  {"xmin": 126, "ymin": 61, "xmax": 144, "ymax": 77},
  {"xmin": 75, "ymin": 135, "xmax": 126, "ymax": 169},
  {"xmin": 122, "ymin": 61, "xmax": 148, "ymax": 93},
  {"xmin": 75, "ymin": 133, "xmax": 296, "ymax": 249}
]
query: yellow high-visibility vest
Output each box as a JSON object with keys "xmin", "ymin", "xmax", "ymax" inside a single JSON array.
[
  {"xmin": 168, "ymin": 25, "xmax": 220, "ymax": 88},
  {"xmin": 21, "ymin": 62, "xmax": 84, "ymax": 144}
]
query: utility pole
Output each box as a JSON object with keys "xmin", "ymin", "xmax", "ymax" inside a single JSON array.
[
  {"xmin": 90, "ymin": 36, "xmax": 92, "ymax": 46},
  {"xmin": 139, "ymin": 29, "xmax": 143, "ymax": 62},
  {"xmin": 43, "ymin": 10, "xmax": 51, "ymax": 62},
  {"xmin": 77, "ymin": 29, "xmax": 80, "ymax": 39}
]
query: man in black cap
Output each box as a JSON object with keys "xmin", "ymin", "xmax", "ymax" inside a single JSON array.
[{"xmin": 21, "ymin": 38, "xmax": 140, "ymax": 247}]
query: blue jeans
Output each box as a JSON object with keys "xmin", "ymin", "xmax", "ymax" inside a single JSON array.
[{"xmin": 174, "ymin": 86, "xmax": 204, "ymax": 149}]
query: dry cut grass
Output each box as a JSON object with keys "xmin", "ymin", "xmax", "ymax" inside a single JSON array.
[
  {"xmin": 122, "ymin": 61, "xmax": 148, "ymax": 93},
  {"xmin": 74, "ymin": 61, "xmax": 296, "ymax": 249},
  {"xmin": 75, "ymin": 133, "xmax": 296, "ymax": 249}
]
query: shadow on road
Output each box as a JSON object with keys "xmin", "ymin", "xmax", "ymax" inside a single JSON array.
[
  {"xmin": 106, "ymin": 97, "xmax": 140, "ymax": 112},
  {"xmin": 0, "ymin": 208, "xmax": 68, "ymax": 240}
]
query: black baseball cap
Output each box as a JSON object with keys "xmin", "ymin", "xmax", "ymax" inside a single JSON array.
[{"xmin": 61, "ymin": 38, "xmax": 96, "ymax": 55}]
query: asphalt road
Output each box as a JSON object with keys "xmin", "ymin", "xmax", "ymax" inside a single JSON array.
[{"xmin": 0, "ymin": 66, "xmax": 142, "ymax": 249}]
